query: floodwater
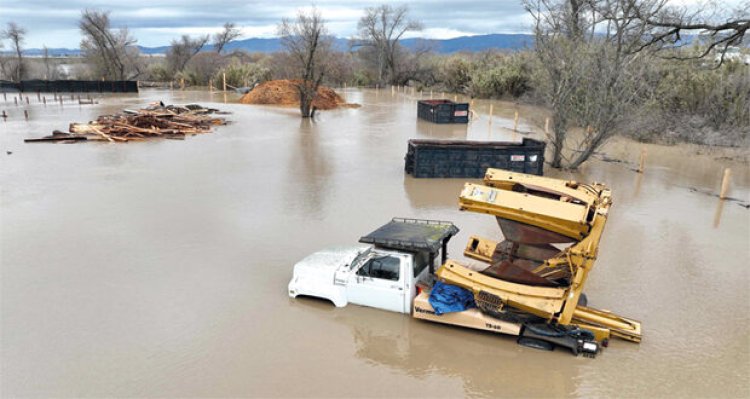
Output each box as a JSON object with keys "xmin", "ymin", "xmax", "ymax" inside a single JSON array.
[{"xmin": 1, "ymin": 88, "xmax": 749, "ymax": 398}]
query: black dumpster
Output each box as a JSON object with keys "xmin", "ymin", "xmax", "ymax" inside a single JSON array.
[
  {"xmin": 417, "ymin": 99, "xmax": 469, "ymax": 124},
  {"xmin": 405, "ymin": 138, "xmax": 545, "ymax": 178}
]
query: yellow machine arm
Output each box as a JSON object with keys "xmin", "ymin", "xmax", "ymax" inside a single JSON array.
[{"xmin": 437, "ymin": 169, "xmax": 641, "ymax": 343}]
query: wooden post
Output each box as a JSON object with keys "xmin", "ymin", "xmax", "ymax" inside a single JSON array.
[
  {"xmin": 544, "ymin": 117, "xmax": 550, "ymax": 134},
  {"xmin": 170, "ymin": 81, "xmax": 173, "ymax": 91},
  {"xmin": 209, "ymin": 79, "xmax": 213, "ymax": 92},
  {"xmin": 222, "ymin": 73, "xmax": 227, "ymax": 92},
  {"xmin": 637, "ymin": 148, "xmax": 647, "ymax": 173},
  {"xmin": 391, "ymin": 85, "xmax": 395, "ymax": 95},
  {"xmin": 489, "ymin": 104, "xmax": 493, "ymax": 124},
  {"xmin": 180, "ymin": 78, "xmax": 185, "ymax": 90},
  {"xmin": 430, "ymin": 89, "xmax": 433, "ymax": 98},
  {"xmin": 513, "ymin": 110, "xmax": 519, "ymax": 131},
  {"xmin": 719, "ymin": 168, "xmax": 732, "ymax": 199}
]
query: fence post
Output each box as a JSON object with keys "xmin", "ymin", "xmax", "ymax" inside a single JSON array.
[
  {"xmin": 513, "ymin": 111, "xmax": 519, "ymax": 132},
  {"xmin": 719, "ymin": 168, "xmax": 732, "ymax": 199},
  {"xmin": 222, "ymin": 73, "xmax": 227, "ymax": 92},
  {"xmin": 637, "ymin": 148, "xmax": 647, "ymax": 173}
]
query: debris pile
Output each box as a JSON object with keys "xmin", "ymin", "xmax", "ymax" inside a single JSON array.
[
  {"xmin": 239, "ymin": 79, "xmax": 351, "ymax": 110},
  {"xmin": 25, "ymin": 103, "xmax": 228, "ymax": 143}
]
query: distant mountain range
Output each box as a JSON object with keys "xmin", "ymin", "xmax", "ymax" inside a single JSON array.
[{"xmin": 20, "ymin": 33, "xmax": 535, "ymax": 57}]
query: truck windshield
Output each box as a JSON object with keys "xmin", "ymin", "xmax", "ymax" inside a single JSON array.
[{"xmin": 349, "ymin": 249, "xmax": 371, "ymax": 270}]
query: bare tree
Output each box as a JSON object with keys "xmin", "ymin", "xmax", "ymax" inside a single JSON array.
[
  {"xmin": 79, "ymin": 10, "xmax": 142, "ymax": 80},
  {"xmin": 278, "ymin": 7, "xmax": 332, "ymax": 118},
  {"xmin": 355, "ymin": 5, "xmax": 423, "ymax": 85},
  {"xmin": 0, "ymin": 41, "xmax": 7, "ymax": 80},
  {"xmin": 213, "ymin": 22, "xmax": 242, "ymax": 54},
  {"xmin": 166, "ymin": 34, "xmax": 209, "ymax": 76},
  {"xmin": 42, "ymin": 46, "xmax": 52, "ymax": 79},
  {"xmin": 527, "ymin": 0, "xmax": 661, "ymax": 169},
  {"xmin": 631, "ymin": 1, "xmax": 749, "ymax": 65},
  {"xmin": 2, "ymin": 22, "xmax": 27, "ymax": 81}
]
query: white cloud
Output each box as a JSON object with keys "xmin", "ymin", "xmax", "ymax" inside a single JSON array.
[{"xmin": 403, "ymin": 28, "xmax": 479, "ymax": 40}]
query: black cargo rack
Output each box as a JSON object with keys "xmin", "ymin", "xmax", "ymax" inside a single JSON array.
[
  {"xmin": 404, "ymin": 138, "xmax": 546, "ymax": 178},
  {"xmin": 417, "ymin": 99, "xmax": 469, "ymax": 124},
  {"xmin": 359, "ymin": 218, "xmax": 459, "ymax": 270}
]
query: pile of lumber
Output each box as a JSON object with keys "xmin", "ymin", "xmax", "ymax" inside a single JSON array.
[{"xmin": 25, "ymin": 103, "xmax": 228, "ymax": 143}]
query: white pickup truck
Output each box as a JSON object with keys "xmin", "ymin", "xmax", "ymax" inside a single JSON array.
[
  {"xmin": 288, "ymin": 218, "xmax": 457, "ymax": 314},
  {"xmin": 288, "ymin": 218, "xmax": 602, "ymax": 357}
]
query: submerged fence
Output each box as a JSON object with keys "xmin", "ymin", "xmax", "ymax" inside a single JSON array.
[{"xmin": 0, "ymin": 80, "xmax": 138, "ymax": 93}]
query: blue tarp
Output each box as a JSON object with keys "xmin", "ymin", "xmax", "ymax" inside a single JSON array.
[{"xmin": 428, "ymin": 281, "xmax": 476, "ymax": 315}]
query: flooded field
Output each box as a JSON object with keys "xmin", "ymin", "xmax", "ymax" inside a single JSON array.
[{"xmin": 1, "ymin": 89, "xmax": 749, "ymax": 398}]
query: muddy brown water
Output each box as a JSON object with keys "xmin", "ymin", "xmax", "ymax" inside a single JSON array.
[{"xmin": 1, "ymin": 89, "xmax": 748, "ymax": 398}]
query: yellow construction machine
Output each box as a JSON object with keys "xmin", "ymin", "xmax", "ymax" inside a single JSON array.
[{"xmin": 435, "ymin": 169, "xmax": 642, "ymax": 349}]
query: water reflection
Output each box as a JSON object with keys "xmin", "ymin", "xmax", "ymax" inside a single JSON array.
[
  {"xmin": 415, "ymin": 119, "xmax": 468, "ymax": 140},
  {"xmin": 713, "ymin": 199, "xmax": 725, "ymax": 228},
  {"xmin": 633, "ymin": 171, "xmax": 644, "ymax": 198},
  {"xmin": 328, "ymin": 304, "xmax": 577, "ymax": 398},
  {"xmin": 283, "ymin": 118, "xmax": 331, "ymax": 218}
]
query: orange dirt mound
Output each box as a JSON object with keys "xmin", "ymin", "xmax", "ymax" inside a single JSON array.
[{"xmin": 240, "ymin": 79, "xmax": 346, "ymax": 110}]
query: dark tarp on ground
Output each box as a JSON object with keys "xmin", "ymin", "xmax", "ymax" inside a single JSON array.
[{"xmin": 429, "ymin": 281, "xmax": 476, "ymax": 315}]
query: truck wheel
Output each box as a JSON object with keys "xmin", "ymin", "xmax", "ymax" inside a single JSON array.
[{"xmin": 518, "ymin": 337, "xmax": 554, "ymax": 351}]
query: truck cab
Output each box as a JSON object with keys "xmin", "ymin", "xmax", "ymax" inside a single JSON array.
[{"xmin": 288, "ymin": 218, "xmax": 458, "ymax": 313}]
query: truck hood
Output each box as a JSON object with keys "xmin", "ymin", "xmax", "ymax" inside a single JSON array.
[{"xmin": 292, "ymin": 245, "xmax": 372, "ymax": 282}]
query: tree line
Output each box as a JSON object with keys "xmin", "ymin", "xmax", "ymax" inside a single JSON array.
[{"xmin": 0, "ymin": 1, "xmax": 747, "ymax": 166}]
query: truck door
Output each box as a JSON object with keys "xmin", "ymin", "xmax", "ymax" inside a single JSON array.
[{"xmin": 347, "ymin": 253, "xmax": 407, "ymax": 313}]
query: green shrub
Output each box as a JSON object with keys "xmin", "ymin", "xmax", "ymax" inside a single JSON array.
[{"xmin": 214, "ymin": 61, "xmax": 271, "ymax": 88}]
